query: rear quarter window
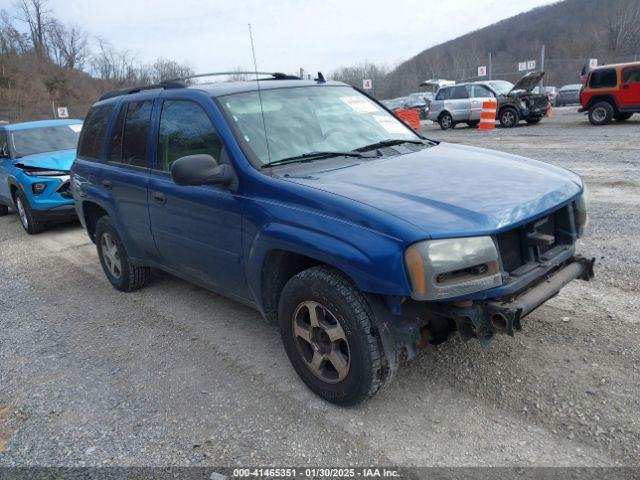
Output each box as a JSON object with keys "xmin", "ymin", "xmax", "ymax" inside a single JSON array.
[
  {"xmin": 588, "ymin": 69, "xmax": 618, "ymax": 89},
  {"xmin": 78, "ymin": 104, "xmax": 115, "ymax": 161},
  {"xmin": 435, "ymin": 88, "xmax": 449, "ymax": 101}
]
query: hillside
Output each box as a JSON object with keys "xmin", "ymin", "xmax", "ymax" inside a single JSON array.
[{"xmin": 378, "ymin": 0, "xmax": 640, "ymax": 98}]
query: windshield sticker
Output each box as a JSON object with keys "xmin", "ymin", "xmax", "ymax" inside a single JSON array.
[
  {"xmin": 340, "ymin": 96, "xmax": 378, "ymax": 114},
  {"xmin": 68, "ymin": 124, "xmax": 82, "ymax": 133},
  {"xmin": 373, "ymin": 115, "xmax": 408, "ymax": 134}
]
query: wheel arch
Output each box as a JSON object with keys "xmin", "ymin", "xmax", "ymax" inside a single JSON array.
[
  {"xmin": 81, "ymin": 200, "xmax": 110, "ymax": 243},
  {"xmin": 586, "ymin": 94, "xmax": 618, "ymax": 112}
]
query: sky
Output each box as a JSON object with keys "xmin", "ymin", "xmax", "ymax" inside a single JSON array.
[{"xmin": 4, "ymin": 0, "xmax": 559, "ymax": 75}]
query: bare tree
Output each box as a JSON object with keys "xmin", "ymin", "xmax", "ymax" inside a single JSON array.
[
  {"xmin": 606, "ymin": 0, "xmax": 640, "ymax": 54},
  {"xmin": 48, "ymin": 20, "xmax": 88, "ymax": 69},
  {"xmin": 14, "ymin": 0, "xmax": 52, "ymax": 59}
]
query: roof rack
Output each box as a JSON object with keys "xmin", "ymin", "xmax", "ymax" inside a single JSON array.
[{"xmin": 98, "ymin": 72, "xmax": 302, "ymax": 101}]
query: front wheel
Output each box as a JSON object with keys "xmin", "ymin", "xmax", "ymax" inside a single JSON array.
[
  {"xmin": 13, "ymin": 190, "xmax": 45, "ymax": 234},
  {"xmin": 95, "ymin": 216, "xmax": 150, "ymax": 292},
  {"xmin": 278, "ymin": 266, "xmax": 388, "ymax": 405},
  {"xmin": 499, "ymin": 107, "xmax": 519, "ymax": 128}
]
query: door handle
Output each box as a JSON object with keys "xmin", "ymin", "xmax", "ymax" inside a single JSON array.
[
  {"xmin": 152, "ymin": 191, "xmax": 166, "ymax": 204},
  {"xmin": 101, "ymin": 180, "xmax": 112, "ymax": 190}
]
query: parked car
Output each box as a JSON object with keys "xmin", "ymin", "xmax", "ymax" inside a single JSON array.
[
  {"xmin": 428, "ymin": 72, "xmax": 550, "ymax": 129},
  {"xmin": 402, "ymin": 95, "xmax": 429, "ymax": 119},
  {"xmin": 381, "ymin": 97, "xmax": 407, "ymax": 111},
  {"xmin": 72, "ymin": 75, "xmax": 593, "ymax": 405},
  {"xmin": 556, "ymin": 84, "xmax": 583, "ymax": 106},
  {"xmin": 580, "ymin": 62, "xmax": 640, "ymax": 125},
  {"xmin": 0, "ymin": 119, "xmax": 82, "ymax": 234}
]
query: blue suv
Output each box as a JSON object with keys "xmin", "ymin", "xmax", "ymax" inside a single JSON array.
[
  {"xmin": 71, "ymin": 74, "xmax": 594, "ymax": 405},
  {"xmin": 0, "ymin": 119, "xmax": 83, "ymax": 234}
]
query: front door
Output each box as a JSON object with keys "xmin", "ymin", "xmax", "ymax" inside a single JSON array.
[
  {"xmin": 620, "ymin": 66, "xmax": 640, "ymax": 108},
  {"xmin": 468, "ymin": 84, "xmax": 495, "ymax": 120},
  {"xmin": 147, "ymin": 98, "xmax": 248, "ymax": 299}
]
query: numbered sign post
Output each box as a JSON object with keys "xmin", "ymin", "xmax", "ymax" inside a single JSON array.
[
  {"xmin": 477, "ymin": 66, "xmax": 487, "ymax": 77},
  {"xmin": 57, "ymin": 107, "xmax": 69, "ymax": 118},
  {"xmin": 362, "ymin": 79, "xmax": 373, "ymax": 90}
]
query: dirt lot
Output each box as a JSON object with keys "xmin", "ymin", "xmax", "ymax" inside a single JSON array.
[{"xmin": 1, "ymin": 108, "xmax": 639, "ymax": 467}]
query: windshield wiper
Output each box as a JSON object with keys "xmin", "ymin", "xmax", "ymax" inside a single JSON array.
[
  {"xmin": 354, "ymin": 138, "xmax": 428, "ymax": 152},
  {"xmin": 261, "ymin": 151, "xmax": 373, "ymax": 169}
]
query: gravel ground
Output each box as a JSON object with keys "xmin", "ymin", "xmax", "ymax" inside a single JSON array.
[{"xmin": 1, "ymin": 108, "xmax": 639, "ymax": 467}]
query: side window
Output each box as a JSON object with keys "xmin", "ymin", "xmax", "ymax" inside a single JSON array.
[
  {"xmin": 623, "ymin": 67, "xmax": 640, "ymax": 83},
  {"xmin": 0, "ymin": 131, "xmax": 8, "ymax": 157},
  {"xmin": 157, "ymin": 100, "xmax": 222, "ymax": 173},
  {"xmin": 471, "ymin": 85, "xmax": 494, "ymax": 98},
  {"xmin": 78, "ymin": 104, "xmax": 115, "ymax": 161},
  {"xmin": 122, "ymin": 101, "xmax": 152, "ymax": 167},
  {"xmin": 435, "ymin": 88, "xmax": 448, "ymax": 101},
  {"xmin": 589, "ymin": 69, "xmax": 617, "ymax": 88},
  {"xmin": 450, "ymin": 86, "xmax": 469, "ymax": 99},
  {"xmin": 109, "ymin": 104, "xmax": 126, "ymax": 163}
]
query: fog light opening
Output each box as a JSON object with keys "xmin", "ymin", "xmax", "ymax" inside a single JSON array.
[{"xmin": 490, "ymin": 313, "xmax": 508, "ymax": 332}]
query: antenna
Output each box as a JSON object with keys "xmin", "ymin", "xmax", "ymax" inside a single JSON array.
[{"xmin": 248, "ymin": 23, "xmax": 272, "ymax": 164}]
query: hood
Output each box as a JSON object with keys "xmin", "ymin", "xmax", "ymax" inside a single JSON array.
[
  {"xmin": 510, "ymin": 71, "xmax": 545, "ymax": 94},
  {"xmin": 283, "ymin": 143, "xmax": 582, "ymax": 238},
  {"xmin": 14, "ymin": 149, "xmax": 76, "ymax": 171}
]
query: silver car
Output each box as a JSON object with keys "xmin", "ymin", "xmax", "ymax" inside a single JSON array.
[{"xmin": 427, "ymin": 83, "xmax": 496, "ymax": 129}]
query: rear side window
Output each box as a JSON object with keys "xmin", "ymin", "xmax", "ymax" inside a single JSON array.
[
  {"xmin": 157, "ymin": 100, "xmax": 222, "ymax": 172},
  {"xmin": 589, "ymin": 69, "xmax": 617, "ymax": 88},
  {"xmin": 435, "ymin": 88, "xmax": 449, "ymax": 101},
  {"xmin": 0, "ymin": 131, "xmax": 8, "ymax": 157},
  {"xmin": 109, "ymin": 100, "xmax": 152, "ymax": 167},
  {"xmin": 623, "ymin": 67, "xmax": 640, "ymax": 83},
  {"xmin": 78, "ymin": 104, "xmax": 115, "ymax": 161},
  {"xmin": 450, "ymin": 86, "xmax": 469, "ymax": 99}
]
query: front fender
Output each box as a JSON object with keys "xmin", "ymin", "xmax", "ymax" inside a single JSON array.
[{"xmin": 245, "ymin": 221, "xmax": 410, "ymax": 312}]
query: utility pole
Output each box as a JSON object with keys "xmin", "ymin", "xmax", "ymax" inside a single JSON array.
[
  {"xmin": 488, "ymin": 52, "xmax": 492, "ymax": 80},
  {"xmin": 540, "ymin": 44, "xmax": 545, "ymax": 88}
]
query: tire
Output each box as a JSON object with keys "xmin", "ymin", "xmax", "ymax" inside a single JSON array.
[
  {"xmin": 526, "ymin": 118, "xmax": 541, "ymax": 124},
  {"xmin": 438, "ymin": 112, "xmax": 453, "ymax": 130},
  {"xmin": 465, "ymin": 120, "xmax": 479, "ymax": 128},
  {"xmin": 95, "ymin": 216, "xmax": 150, "ymax": 292},
  {"xmin": 278, "ymin": 266, "xmax": 388, "ymax": 405},
  {"xmin": 499, "ymin": 107, "xmax": 519, "ymax": 128},
  {"xmin": 13, "ymin": 190, "xmax": 45, "ymax": 234},
  {"xmin": 588, "ymin": 101, "xmax": 613, "ymax": 125},
  {"xmin": 0, "ymin": 204, "xmax": 8, "ymax": 216},
  {"xmin": 614, "ymin": 112, "xmax": 633, "ymax": 122}
]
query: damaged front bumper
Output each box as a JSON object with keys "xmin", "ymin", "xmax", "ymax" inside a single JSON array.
[{"xmin": 445, "ymin": 255, "xmax": 595, "ymax": 344}]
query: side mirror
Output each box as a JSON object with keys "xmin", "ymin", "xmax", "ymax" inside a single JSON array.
[{"xmin": 170, "ymin": 154, "xmax": 233, "ymax": 187}]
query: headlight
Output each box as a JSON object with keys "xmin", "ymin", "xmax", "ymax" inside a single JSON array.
[
  {"xmin": 404, "ymin": 236, "xmax": 502, "ymax": 301},
  {"xmin": 23, "ymin": 169, "xmax": 68, "ymax": 177},
  {"xmin": 575, "ymin": 183, "xmax": 589, "ymax": 237}
]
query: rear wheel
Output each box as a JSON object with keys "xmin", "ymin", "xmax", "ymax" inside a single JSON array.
[
  {"xmin": 499, "ymin": 107, "xmax": 519, "ymax": 128},
  {"xmin": 614, "ymin": 112, "xmax": 633, "ymax": 121},
  {"xmin": 465, "ymin": 120, "xmax": 479, "ymax": 128},
  {"xmin": 438, "ymin": 112, "xmax": 453, "ymax": 130},
  {"xmin": 278, "ymin": 266, "xmax": 388, "ymax": 405},
  {"xmin": 95, "ymin": 216, "xmax": 150, "ymax": 292},
  {"xmin": 13, "ymin": 190, "xmax": 45, "ymax": 234},
  {"xmin": 526, "ymin": 118, "xmax": 541, "ymax": 124},
  {"xmin": 588, "ymin": 101, "xmax": 613, "ymax": 125}
]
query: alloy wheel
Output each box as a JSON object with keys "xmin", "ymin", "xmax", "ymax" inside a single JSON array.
[
  {"xmin": 15, "ymin": 197, "xmax": 28, "ymax": 229},
  {"xmin": 292, "ymin": 300, "xmax": 351, "ymax": 384},
  {"xmin": 592, "ymin": 107, "xmax": 607, "ymax": 123},
  {"xmin": 502, "ymin": 111, "xmax": 516, "ymax": 127},
  {"xmin": 101, "ymin": 232, "xmax": 122, "ymax": 279}
]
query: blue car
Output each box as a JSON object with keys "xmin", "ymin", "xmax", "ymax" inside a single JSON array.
[
  {"xmin": 71, "ymin": 74, "xmax": 593, "ymax": 404},
  {"xmin": 0, "ymin": 119, "xmax": 83, "ymax": 234}
]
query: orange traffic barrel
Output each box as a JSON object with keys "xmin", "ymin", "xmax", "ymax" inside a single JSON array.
[
  {"xmin": 479, "ymin": 98, "xmax": 497, "ymax": 130},
  {"xmin": 395, "ymin": 109, "xmax": 421, "ymax": 130}
]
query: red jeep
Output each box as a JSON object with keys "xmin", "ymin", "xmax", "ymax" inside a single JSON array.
[{"xmin": 580, "ymin": 62, "xmax": 640, "ymax": 125}]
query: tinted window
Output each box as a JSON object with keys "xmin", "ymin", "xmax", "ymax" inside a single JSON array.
[
  {"xmin": 623, "ymin": 67, "xmax": 640, "ymax": 83},
  {"xmin": 470, "ymin": 85, "xmax": 493, "ymax": 98},
  {"xmin": 450, "ymin": 86, "xmax": 469, "ymax": 99},
  {"xmin": 157, "ymin": 100, "xmax": 222, "ymax": 172},
  {"xmin": 589, "ymin": 69, "xmax": 617, "ymax": 88},
  {"xmin": 0, "ymin": 131, "xmax": 8, "ymax": 157},
  {"xmin": 435, "ymin": 88, "xmax": 449, "ymax": 100},
  {"xmin": 120, "ymin": 101, "xmax": 152, "ymax": 167},
  {"xmin": 109, "ymin": 105, "xmax": 126, "ymax": 163},
  {"xmin": 78, "ymin": 104, "xmax": 114, "ymax": 161}
]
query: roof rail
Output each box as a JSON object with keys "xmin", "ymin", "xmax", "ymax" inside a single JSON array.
[
  {"xmin": 165, "ymin": 71, "xmax": 301, "ymax": 83},
  {"xmin": 99, "ymin": 81, "xmax": 185, "ymax": 101}
]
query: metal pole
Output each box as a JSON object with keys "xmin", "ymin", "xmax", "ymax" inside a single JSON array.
[
  {"xmin": 488, "ymin": 52, "xmax": 492, "ymax": 80},
  {"xmin": 51, "ymin": 100, "xmax": 56, "ymax": 119},
  {"xmin": 540, "ymin": 44, "xmax": 545, "ymax": 88}
]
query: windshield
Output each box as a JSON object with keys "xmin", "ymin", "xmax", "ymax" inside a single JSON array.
[
  {"xmin": 487, "ymin": 81, "xmax": 514, "ymax": 95},
  {"xmin": 10, "ymin": 124, "xmax": 81, "ymax": 158},
  {"xmin": 220, "ymin": 86, "xmax": 419, "ymax": 166}
]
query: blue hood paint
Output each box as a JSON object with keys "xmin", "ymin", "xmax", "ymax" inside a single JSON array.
[
  {"xmin": 284, "ymin": 142, "xmax": 582, "ymax": 238},
  {"xmin": 15, "ymin": 149, "xmax": 76, "ymax": 171}
]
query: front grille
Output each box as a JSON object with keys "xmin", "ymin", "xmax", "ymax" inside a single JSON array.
[
  {"xmin": 56, "ymin": 181, "xmax": 72, "ymax": 199},
  {"xmin": 496, "ymin": 205, "xmax": 575, "ymax": 274}
]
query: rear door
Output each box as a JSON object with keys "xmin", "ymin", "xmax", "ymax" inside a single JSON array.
[
  {"xmin": 620, "ymin": 66, "xmax": 640, "ymax": 108},
  {"xmin": 101, "ymin": 100, "xmax": 157, "ymax": 259},
  {"xmin": 468, "ymin": 84, "xmax": 494, "ymax": 120},
  {"xmin": 446, "ymin": 85, "xmax": 471, "ymax": 121},
  {"xmin": 147, "ymin": 97, "xmax": 248, "ymax": 299}
]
